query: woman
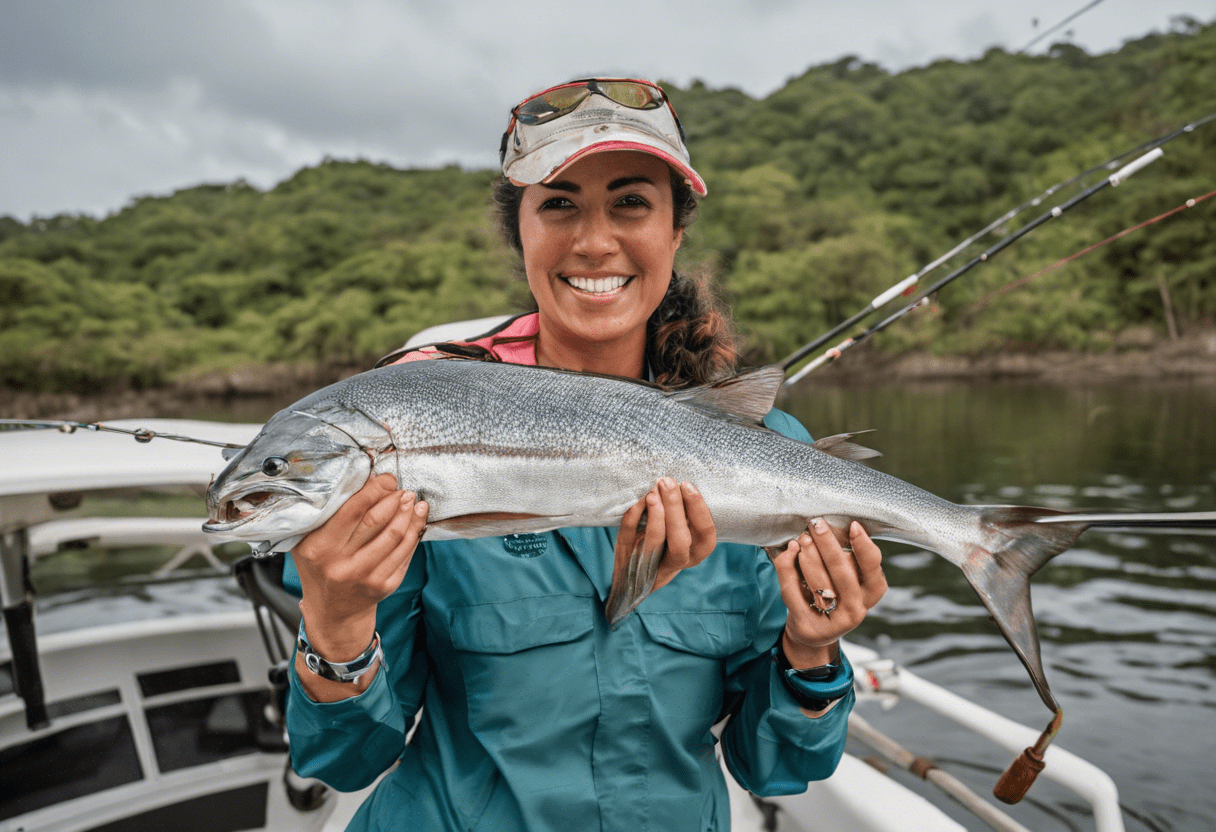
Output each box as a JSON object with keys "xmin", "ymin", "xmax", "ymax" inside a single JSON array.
[{"xmin": 286, "ymin": 78, "xmax": 887, "ymax": 831}]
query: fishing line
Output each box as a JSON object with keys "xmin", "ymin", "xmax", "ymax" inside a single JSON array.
[
  {"xmin": 0, "ymin": 419, "xmax": 245, "ymax": 450},
  {"xmin": 780, "ymin": 110, "xmax": 1216, "ymax": 377},
  {"xmin": 1018, "ymin": 0, "xmax": 1108, "ymax": 54},
  {"xmin": 968, "ymin": 187, "xmax": 1216, "ymax": 314}
]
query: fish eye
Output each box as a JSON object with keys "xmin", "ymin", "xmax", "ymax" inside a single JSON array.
[{"xmin": 261, "ymin": 457, "xmax": 290, "ymax": 477}]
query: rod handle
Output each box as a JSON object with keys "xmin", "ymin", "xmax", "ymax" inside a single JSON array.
[
  {"xmin": 993, "ymin": 746, "xmax": 1045, "ymax": 804},
  {"xmin": 1109, "ymin": 147, "xmax": 1163, "ymax": 186}
]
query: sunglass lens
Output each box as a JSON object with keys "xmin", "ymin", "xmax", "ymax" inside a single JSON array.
[
  {"xmin": 599, "ymin": 81, "xmax": 664, "ymax": 110},
  {"xmin": 516, "ymin": 86, "xmax": 591, "ymax": 124}
]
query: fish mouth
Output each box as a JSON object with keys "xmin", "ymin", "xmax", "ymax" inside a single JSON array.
[{"xmin": 204, "ymin": 485, "xmax": 304, "ymax": 532}]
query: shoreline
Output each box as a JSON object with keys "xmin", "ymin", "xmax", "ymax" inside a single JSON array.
[
  {"xmin": 806, "ymin": 328, "xmax": 1216, "ymax": 385},
  {"xmin": 4, "ymin": 332, "xmax": 1214, "ymax": 422}
]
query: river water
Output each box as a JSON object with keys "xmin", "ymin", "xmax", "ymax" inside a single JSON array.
[{"xmin": 779, "ymin": 380, "xmax": 1216, "ymax": 832}]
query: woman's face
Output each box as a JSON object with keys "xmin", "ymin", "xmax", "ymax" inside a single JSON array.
[{"xmin": 518, "ymin": 151, "xmax": 683, "ymax": 365}]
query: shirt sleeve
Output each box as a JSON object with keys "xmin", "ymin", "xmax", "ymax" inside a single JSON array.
[
  {"xmin": 718, "ymin": 408, "xmax": 854, "ymax": 795},
  {"xmin": 284, "ymin": 546, "xmax": 430, "ymax": 792}
]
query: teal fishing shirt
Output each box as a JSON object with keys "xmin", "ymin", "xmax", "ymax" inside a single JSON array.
[{"xmin": 285, "ymin": 409, "xmax": 854, "ymax": 832}]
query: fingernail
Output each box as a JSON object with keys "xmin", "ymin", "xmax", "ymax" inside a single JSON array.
[
  {"xmin": 682, "ymin": 482, "xmax": 699, "ymax": 495},
  {"xmin": 415, "ymin": 501, "xmax": 428, "ymax": 515},
  {"xmin": 660, "ymin": 477, "xmax": 676, "ymax": 489},
  {"xmin": 647, "ymin": 491, "xmax": 660, "ymax": 505},
  {"xmin": 811, "ymin": 517, "xmax": 824, "ymax": 532},
  {"xmin": 850, "ymin": 521, "xmax": 862, "ymax": 536},
  {"xmin": 401, "ymin": 491, "xmax": 415, "ymax": 502}
]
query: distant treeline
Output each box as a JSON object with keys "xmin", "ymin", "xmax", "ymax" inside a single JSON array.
[{"xmin": 2, "ymin": 20, "xmax": 1214, "ymax": 393}]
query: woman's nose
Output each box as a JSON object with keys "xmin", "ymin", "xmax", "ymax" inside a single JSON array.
[{"xmin": 572, "ymin": 208, "xmax": 619, "ymax": 259}]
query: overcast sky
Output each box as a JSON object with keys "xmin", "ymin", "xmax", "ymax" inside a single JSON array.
[{"xmin": 2, "ymin": 0, "xmax": 1211, "ymax": 221}]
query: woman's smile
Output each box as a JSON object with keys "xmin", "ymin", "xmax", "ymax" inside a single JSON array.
[{"xmin": 561, "ymin": 274, "xmax": 632, "ymax": 296}]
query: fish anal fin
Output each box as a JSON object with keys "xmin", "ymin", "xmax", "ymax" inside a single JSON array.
[
  {"xmin": 812, "ymin": 431, "xmax": 882, "ymax": 461},
  {"xmin": 668, "ymin": 365, "xmax": 785, "ymax": 425}
]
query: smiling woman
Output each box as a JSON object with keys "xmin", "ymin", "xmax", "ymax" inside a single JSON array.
[{"xmin": 281, "ymin": 77, "xmax": 888, "ymax": 832}]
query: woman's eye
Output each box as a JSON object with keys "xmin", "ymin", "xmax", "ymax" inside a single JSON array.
[
  {"xmin": 540, "ymin": 196, "xmax": 574, "ymax": 210},
  {"xmin": 616, "ymin": 194, "xmax": 649, "ymax": 209}
]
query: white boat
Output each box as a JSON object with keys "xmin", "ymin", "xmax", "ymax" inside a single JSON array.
[{"xmin": 0, "ymin": 407, "xmax": 1128, "ymax": 831}]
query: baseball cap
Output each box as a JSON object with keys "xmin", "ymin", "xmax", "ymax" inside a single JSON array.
[{"xmin": 500, "ymin": 78, "xmax": 707, "ymax": 196}]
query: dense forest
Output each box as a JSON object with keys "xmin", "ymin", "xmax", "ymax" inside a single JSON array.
[{"xmin": 2, "ymin": 19, "xmax": 1214, "ymax": 394}]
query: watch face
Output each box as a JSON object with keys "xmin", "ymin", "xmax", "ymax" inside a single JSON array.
[{"xmin": 794, "ymin": 663, "xmax": 839, "ymax": 681}]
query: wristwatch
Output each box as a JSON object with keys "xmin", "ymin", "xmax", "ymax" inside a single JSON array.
[
  {"xmin": 773, "ymin": 642, "xmax": 854, "ymax": 711},
  {"xmin": 297, "ymin": 623, "xmax": 386, "ymax": 684}
]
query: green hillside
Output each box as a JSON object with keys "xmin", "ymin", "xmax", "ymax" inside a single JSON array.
[{"xmin": 2, "ymin": 20, "xmax": 1214, "ymax": 393}]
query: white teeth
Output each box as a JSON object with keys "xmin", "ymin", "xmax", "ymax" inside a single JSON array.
[{"xmin": 566, "ymin": 275, "xmax": 629, "ymax": 294}]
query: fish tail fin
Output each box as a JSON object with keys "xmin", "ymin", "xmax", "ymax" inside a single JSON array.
[
  {"xmin": 605, "ymin": 508, "xmax": 666, "ymax": 627},
  {"xmin": 960, "ymin": 506, "xmax": 1090, "ymax": 713}
]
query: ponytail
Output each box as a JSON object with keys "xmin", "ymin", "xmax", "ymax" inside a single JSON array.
[{"xmin": 647, "ymin": 270, "xmax": 738, "ymax": 388}]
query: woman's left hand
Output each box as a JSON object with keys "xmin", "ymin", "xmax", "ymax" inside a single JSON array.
[
  {"xmin": 771, "ymin": 518, "xmax": 887, "ymax": 668},
  {"xmin": 615, "ymin": 477, "xmax": 717, "ymax": 594}
]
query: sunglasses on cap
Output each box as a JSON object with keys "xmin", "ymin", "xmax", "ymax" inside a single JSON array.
[{"xmin": 500, "ymin": 78, "xmax": 686, "ymax": 158}]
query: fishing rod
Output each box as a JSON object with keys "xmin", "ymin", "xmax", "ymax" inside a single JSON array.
[
  {"xmin": 783, "ymin": 146, "xmax": 1164, "ymax": 386},
  {"xmin": 0, "ymin": 419, "xmax": 245, "ymax": 449},
  {"xmin": 779, "ymin": 109, "xmax": 1216, "ymax": 379}
]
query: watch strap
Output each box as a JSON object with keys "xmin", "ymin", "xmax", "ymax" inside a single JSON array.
[
  {"xmin": 297, "ymin": 623, "xmax": 385, "ymax": 684},
  {"xmin": 773, "ymin": 643, "xmax": 854, "ymax": 710}
]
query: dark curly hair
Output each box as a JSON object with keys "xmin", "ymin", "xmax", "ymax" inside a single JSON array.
[{"xmin": 490, "ymin": 172, "xmax": 737, "ymax": 388}]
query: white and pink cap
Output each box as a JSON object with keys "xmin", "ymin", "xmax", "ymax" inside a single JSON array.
[{"xmin": 501, "ymin": 83, "xmax": 708, "ymax": 196}]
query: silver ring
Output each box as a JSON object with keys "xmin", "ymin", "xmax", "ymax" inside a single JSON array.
[{"xmin": 813, "ymin": 588, "xmax": 838, "ymax": 617}]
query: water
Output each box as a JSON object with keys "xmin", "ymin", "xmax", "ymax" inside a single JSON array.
[{"xmin": 780, "ymin": 380, "xmax": 1216, "ymax": 832}]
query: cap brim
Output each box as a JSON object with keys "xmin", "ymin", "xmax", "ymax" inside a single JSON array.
[
  {"xmin": 548, "ymin": 141, "xmax": 708, "ymax": 197},
  {"xmin": 506, "ymin": 130, "xmax": 707, "ymax": 196}
]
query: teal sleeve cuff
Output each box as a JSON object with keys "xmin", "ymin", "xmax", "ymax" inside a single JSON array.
[
  {"xmin": 286, "ymin": 641, "xmax": 409, "ymax": 791},
  {"xmin": 722, "ymin": 646, "xmax": 854, "ymax": 795}
]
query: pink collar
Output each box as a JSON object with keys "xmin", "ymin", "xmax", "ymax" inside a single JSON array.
[{"xmin": 390, "ymin": 313, "xmax": 539, "ymax": 366}]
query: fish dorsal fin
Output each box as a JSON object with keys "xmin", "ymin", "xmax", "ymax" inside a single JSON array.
[
  {"xmin": 812, "ymin": 430, "xmax": 882, "ymax": 461},
  {"xmin": 668, "ymin": 365, "xmax": 785, "ymax": 425}
]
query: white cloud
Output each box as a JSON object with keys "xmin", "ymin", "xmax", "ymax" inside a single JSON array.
[{"xmin": 0, "ymin": 0, "xmax": 1212, "ymax": 220}]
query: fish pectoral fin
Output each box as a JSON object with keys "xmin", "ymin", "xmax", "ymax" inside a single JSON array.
[
  {"xmin": 811, "ymin": 431, "xmax": 882, "ymax": 461},
  {"xmin": 605, "ymin": 509, "xmax": 666, "ymax": 627},
  {"xmin": 667, "ymin": 365, "xmax": 785, "ymax": 426},
  {"xmin": 428, "ymin": 512, "xmax": 567, "ymax": 539}
]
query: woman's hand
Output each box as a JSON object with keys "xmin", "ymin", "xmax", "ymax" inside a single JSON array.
[
  {"xmin": 771, "ymin": 518, "xmax": 887, "ymax": 669},
  {"xmin": 615, "ymin": 477, "xmax": 717, "ymax": 595},
  {"xmin": 292, "ymin": 473, "xmax": 428, "ymax": 672}
]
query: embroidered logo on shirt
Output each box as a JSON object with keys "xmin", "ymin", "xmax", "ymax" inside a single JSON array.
[{"xmin": 503, "ymin": 533, "xmax": 548, "ymax": 558}]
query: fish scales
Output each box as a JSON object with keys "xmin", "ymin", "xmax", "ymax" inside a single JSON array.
[{"xmin": 302, "ymin": 360, "xmax": 952, "ymax": 548}]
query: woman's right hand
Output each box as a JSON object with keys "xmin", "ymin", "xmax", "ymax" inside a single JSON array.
[{"xmin": 292, "ymin": 473, "xmax": 428, "ymax": 695}]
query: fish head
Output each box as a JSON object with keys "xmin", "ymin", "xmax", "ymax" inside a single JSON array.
[{"xmin": 203, "ymin": 407, "xmax": 374, "ymax": 547}]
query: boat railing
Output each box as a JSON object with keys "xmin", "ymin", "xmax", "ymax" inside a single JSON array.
[
  {"xmin": 27, "ymin": 516, "xmax": 234, "ymax": 579},
  {"xmin": 844, "ymin": 641, "xmax": 1125, "ymax": 832}
]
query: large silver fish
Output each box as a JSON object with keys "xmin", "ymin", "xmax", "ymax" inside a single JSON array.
[{"xmin": 203, "ymin": 357, "xmax": 1213, "ymax": 714}]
